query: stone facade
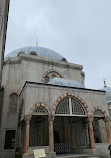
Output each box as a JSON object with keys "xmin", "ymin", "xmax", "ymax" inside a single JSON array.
[
  {"xmin": 0, "ymin": 48, "xmax": 111, "ymax": 158},
  {"xmin": 0, "ymin": 1, "xmax": 111, "ymax": 158}
]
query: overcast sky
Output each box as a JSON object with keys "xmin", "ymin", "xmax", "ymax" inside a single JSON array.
[{"xmin": 5, "ymin": 0, "xmax": 111, "ymax": 89}]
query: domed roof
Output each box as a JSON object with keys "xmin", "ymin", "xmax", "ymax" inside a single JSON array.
[
  {"xmin": 6, "ymin": 46, "xmax": 66, "ymax": 62},
  {"xmin": 101, "ymin": 87, "xmax": 111, "ymax": 103},
  {"xmin": 48, "ymin": 78, "xmax": 85, "ymax": 88}
]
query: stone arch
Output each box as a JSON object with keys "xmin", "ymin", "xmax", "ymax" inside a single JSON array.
[
  {"xmin": 29, "ymin": 102, "xmax": 51, "ymax": 116},
  {"xmin": 91, "ymin": 106, "xmax": 107, "ymax": 119},
  {"xmin": 8, "ymin": 90, "xmax": 19, "ymax": 96},
  {"xmin": 52, "ymin": 92, "xmax": 89, "ymax": 116},
  {"xmin": 42, "ymin": 69, "xmax": 64, "ymax": 83}
]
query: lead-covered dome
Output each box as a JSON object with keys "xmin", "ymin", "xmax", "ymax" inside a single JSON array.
[
  {"xmin": 5, "ymin": 46, "xmax": 67, "ymax": 62},
  {"xmin": 48, "ymin": 78, "xmax": 85, "ymax": 88},
  {"xmin": 101, "ymin": 87, "xmax": 111, "ymax": 103}
]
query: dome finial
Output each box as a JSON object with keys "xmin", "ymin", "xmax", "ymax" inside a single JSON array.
[
  {"xmin": 103, "ymin": 79, "xmax": 107, "ymax": 88},
  {"xmin": 36, "ymin": 39, "xmax": 38, "ymax": 47}
]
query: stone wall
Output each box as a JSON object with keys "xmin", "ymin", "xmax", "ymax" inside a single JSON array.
[
  {"xmin": 2, "ymin": 54, "xmax": 85, "ymax": 88},
  {"xmin": 20, "ymin": 82, "xmax": 108, "ymax": 117}
]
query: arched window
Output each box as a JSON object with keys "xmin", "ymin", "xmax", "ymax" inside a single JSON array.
[
  {"xmin": 33, "ymin": 106, "xmax": 48, "ymax": 115},
  {"xmin": 61, "ymin": 57, "xmax": 67, "ymax": 62},
  {"xmin": 17, "ymin": 51, "xmax": 25, "ymax": 57},
  {"xmin": 8, "ymin": 93, "xmax": 18, "ymax": 114},
  {"xmin": 43, "ymin": 70, "xmax": 63, "ymax": 84},
  {"xmin": 55, "ymin": 97, "xmax": 86, "ymax": 116},
  {"xmin": 29, "ymin": 51, "xmax": 37, "ymax": 56}
]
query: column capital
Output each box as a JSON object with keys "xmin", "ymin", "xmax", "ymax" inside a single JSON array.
[
  {"xmin": 24, "ymin": 115, "xmax": 31, "ymax": 124},
  {"xmin": 48, "ymin": 114, "xmax": 55, "ymax": 122},
  {"xmin": 104, "ymin": 117, "xmax": 110, "ymax": 124},
  {"xmin": 88, "ymin": 116, "xmax": 94, "ymax": 123}
]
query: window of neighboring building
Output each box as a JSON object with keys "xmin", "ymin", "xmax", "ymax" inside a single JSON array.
[{"xmin": 4, "ymin": 130, "xmax": 16, "ymax": 149}]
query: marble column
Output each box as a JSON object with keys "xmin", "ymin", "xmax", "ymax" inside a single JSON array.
[
  {"xmin": 24, "ymin": 115, "xmax": 31, "ymax": 155},
  {"xmin": 48, "ymin": 115, "xmax": 54, "ymax": 153},
  {"xmin": 88, "ymin": 116, "xmax": 95, "ymax": 150},
  {"xmin": 104, "ymin": 117, "xmax": 111, "ymax": 144}
]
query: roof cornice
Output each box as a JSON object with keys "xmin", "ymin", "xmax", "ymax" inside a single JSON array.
[{"xmin": 4, "ymin": 54, "xmax": 83, "ymax": 70}]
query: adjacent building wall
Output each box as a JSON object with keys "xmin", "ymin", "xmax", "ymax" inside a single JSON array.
[{"xmin": 0, "ymin": 0, "xmax": 10, "ymax": 85}]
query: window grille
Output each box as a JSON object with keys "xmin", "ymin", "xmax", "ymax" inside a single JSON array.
[
  {"xmin": 55, "ymin": 97, "xmax": 86, "ymax": 116},
  {"xmin": 8, "ymin": 93, "xmax": 18, "ymax": 114},
  {"xmin": 71, "ymin": 98, "xmax": 86, "ymax": 115},
  {"xmin": 56, "ymin": 98, "xmax": 70, "ymax": 114},
  {"xmin": 33, "ymin": 106, "xmax": 48, "ymax": 115},
  {"xmin": 4, "ymin": 130, "xmax": 16, "ymax": 149}
]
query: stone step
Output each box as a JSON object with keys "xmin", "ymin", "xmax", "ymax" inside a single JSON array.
[
  {"xmin": 56, "ymin": 154, "xmax": 102, "ymax": 158},
  {"xmin": 56, "ymin": 154, "xmax": 100, "ymax": 158}
]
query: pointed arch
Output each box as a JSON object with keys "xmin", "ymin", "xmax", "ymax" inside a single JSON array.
[
  {"xmin": 29, "ymin": 102, "xmax": 51, "ymax": 116},
  {"xmin": 52, "ymin": 92, "xmax": 89, "ymax": 116},
  {"xmin": 91, "ymin": 106, "xmax": 107, "ymax": 119}
]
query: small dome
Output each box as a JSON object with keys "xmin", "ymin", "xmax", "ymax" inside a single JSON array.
[
  {"xmin": 101, "ymin": 87, "xmax": 111, "ymax": 103},
  {"xmin": 5, "ymin": 46, "xmax": 66, "ymax": 62},
  {"xmin": 48, "ymin": 78, "xmax": 85, "ymax": 88}
]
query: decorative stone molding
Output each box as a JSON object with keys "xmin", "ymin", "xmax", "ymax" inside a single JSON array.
[
  {"xmin": 29, "ymin": 102, "xmax": 51, "ymax": 116},
  {"xmin": 52, "ymin": 92, "xmax": 89, "ymax": 116}
]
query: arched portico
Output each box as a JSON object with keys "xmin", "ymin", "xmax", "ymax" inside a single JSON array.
[{"xmin": 23, "ymin": 102, "xmax": 51, "ymax": 155}]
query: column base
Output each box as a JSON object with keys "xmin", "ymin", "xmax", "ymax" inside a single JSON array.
[{"xmin": 48, "ymin": 152, "xmax": 56, "ymax": 158}]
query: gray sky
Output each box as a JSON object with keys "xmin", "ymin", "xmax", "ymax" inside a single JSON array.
[{"xmin": 5, "ymin": 0, "xmax": 111, "ymax": 89}]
